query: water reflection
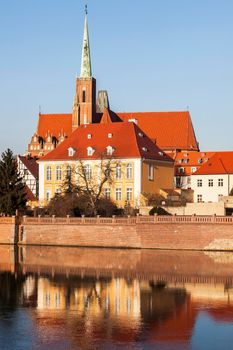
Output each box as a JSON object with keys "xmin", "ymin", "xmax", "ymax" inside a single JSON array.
[{"xmin": 1, "ymin": 246, "xmax": 233, "ymax": 349}]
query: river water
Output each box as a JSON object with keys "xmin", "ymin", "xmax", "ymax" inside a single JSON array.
[{"xmin": 1, "ymin": 246, "xmax": 233, "ymax": 349}]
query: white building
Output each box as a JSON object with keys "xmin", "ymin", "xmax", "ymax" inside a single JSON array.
[
  {"xmin": 191, "ymin": 152, "xmax": 233, "ymax": 203},
  {"xmin": 17, "ymin": 155, "xmax": 39, "ymax": 198}
]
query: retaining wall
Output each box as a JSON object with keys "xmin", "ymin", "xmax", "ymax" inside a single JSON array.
[
  {"xmin": 0, "ymin": 217, "xmax": 17, "ymax": 244},
  {"xmin": 17, "ymin": 215, "xmax": 233, "ymax": 251}
]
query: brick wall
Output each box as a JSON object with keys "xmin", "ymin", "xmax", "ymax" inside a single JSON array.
[
  {"xmin": 18, "ymin": 221, "xmax": 233, "ymax": 251},
  {"xmin": 0, "ymin": 221, "xmax": 17, "ymax": 245}
]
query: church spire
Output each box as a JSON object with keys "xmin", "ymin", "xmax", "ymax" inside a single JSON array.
[{"xmin": 80, "ymin": 5, "xmax": 92, "ymax": 78}]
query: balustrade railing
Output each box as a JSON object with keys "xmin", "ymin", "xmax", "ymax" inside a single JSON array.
[{"xmin": 19, "ymin": 214, "xmax": 233, "ymax": 225}]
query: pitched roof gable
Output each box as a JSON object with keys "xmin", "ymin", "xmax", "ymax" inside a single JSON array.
[
  {"xmin": 40, "ymin": 122, "xmax": 173, "ymax": 162},
  {"xmin": 117, "ymin": 111, "xmax": 199, "ymax": 151},
  {"xmin": 194, "ymin": 152, "xmax": 233, "ymax": 175}
]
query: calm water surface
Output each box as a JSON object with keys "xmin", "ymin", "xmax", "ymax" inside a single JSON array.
[{"xmin": 1, "ymin": 246, "xmax": 233, "ymax": 349}]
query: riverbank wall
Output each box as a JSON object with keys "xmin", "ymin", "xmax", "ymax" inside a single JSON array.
[
  {"xmin": 0, "ymin": 217, "xmax": 17, "ymax": 245},
  {"xmin": 1, "ymin": 215, "xmax": 233, "ymax": 250},
  {"xmin": 17, "ymin": 215, "xmax": 233, "ymax": 251}
]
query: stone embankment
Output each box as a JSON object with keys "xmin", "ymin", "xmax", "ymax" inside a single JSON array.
[{"xmin": 1, "ymin": 215, "xmax": 233, "ymax": 251}]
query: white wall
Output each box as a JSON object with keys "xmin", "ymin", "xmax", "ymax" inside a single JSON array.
[{"xmin": 191, "ymin": 174, "xmax": 230, "ymax": 203}]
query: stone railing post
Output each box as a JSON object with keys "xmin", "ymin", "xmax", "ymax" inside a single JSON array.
[
  {"xmin": 97, "ymin": 215, "xmax": 100, "ymax": 223},
  {"xmin": 136, "ymin": 213, "xmax": 140, "ymax": 224},
  {"xmin": 81, "ymin": 215, "xmax": 85, "ymax": 224},
  {"xmin": 112, "ymin": 215, "xmax": 116, "ymax": 224},
  {"xmin": 38, "ymin": 215, "xmax": 41, "ymax": 223},
  {"xmin": 172, "ymin": 214, "xmax": 177, "ymax": 222},
  {"xmin": 23, "ymin": 215, "xmax": 27, "ymax": 224},
  {"xmin": 154, "ymin": 213, "xmax": 158, "ymax": 223},
  {"xmin": 66, "ymin": 215, "xmax": 70, "ymax": 224},
  {"xmin": 127, "ymin": 215, "xmax": 131, "ymax": 224},
  {"xmin": 52, "ymin": 215, "xmax": 55, "ymax": 223},
  {"xmin": 212, "ymin": 214, "xmax": 216, "ymax": 223},
  {"xmin": 191, "ymin": 214, "xmax": 196, "ymax": 222}
]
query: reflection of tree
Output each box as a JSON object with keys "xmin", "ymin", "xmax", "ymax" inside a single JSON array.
[{"xmin": 0, "ymin": 272, "xmax": 25, "ymax": 311}]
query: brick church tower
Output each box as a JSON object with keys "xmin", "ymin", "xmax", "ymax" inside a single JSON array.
[{"xmin": 72, "ymin": 8, "xmax": 96, "ymax": 131}]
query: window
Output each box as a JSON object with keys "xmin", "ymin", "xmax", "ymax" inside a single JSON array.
[
  {"xmin": 148, "ymin": 164, "xmax": 154, "ymax": 181},
  {"xmin": 126, "ymin": 188, "xmax": 133, "ymax": 201},
  {"xmin": 46, "ymin": 189, "xmax": 51, "ymax": 202},
  {"xmin": 142, "ymin": 147, "xmax": 148, "ymax": 152},
  {"xmin": 68, "ymin": 147, "xmax": 76, "ymax": 157},
  {"xmin": 56, "ymin": 166, "xmax": 62, "ymax": 181},
  {"xmin": 108, "ymin": 133, "xmax": 113, "ymax": 139},
  {"xmin": 104, "ymin": 188, "xmax": 111, "ymax": 199},
  {"xmin": 87, "ymin": 147, "xmax": 94, "ymax": 156},
  {"xmin": 126, "ymin": 163, "xmax": 133, "ymax": 179},
  {"xmin": 84, "ymin": 164, "xmax": 92, "ymax": 180},
  {"xmin": 106, "ymin": 146, "xmax": 114, "ymax": 156},
  {"xmin": 138, "ymin": 132, "xmax": 144, "ymax": 137},
  {"xmin": 66, "ymin": 165, "xmax": 72, "ymax": 178},
  {"xmin": 197, "ymin": 179, "xmax": 202, "ymax": 187},
  {"xmin": 218, "ymin": 194, "xmax": 223, "ymax": 200},
  {"xmin": 46, "ymin": 166, "xmax": 52, "ymax": 181},
  {"xmin": 208, "ymin": 179, "xmax": 213, "ymax": 187},
  {"xmin": 197, "ymin": 194, "xmax": 203, "ymax": 203},
  {"xmin": 198, "ymin": 158, "xmax": 203, "ymax": 164},
  {"xmin": 116, "ymin": 164, "xmax": 121, "ymax": 180},
  {"xmin": 191, "ymin": 167, "xmax": 197, "ymax": 173},
  {"xmin": 218, "ymin": 178, "xmax": 223, "ymax": 187},
  {"xmin": 183, "ymin": 158, "xmax": 189, "ymax": 164},
  {"xmin": 82, "ymin": 88, "xmax": 86, "ymax": 103},
  {"xmin": 55, "ymin": 188, "xmax": 62, "ymax": 195},
  {"xmin": 179, "ymin": 167, "xmax": 184, "ymax": 174},
  {"xmin": 87, "ymin": 134, "xmax": 92, "ymax": 139},
  {"xmin": 116, "ymin": 188, "xmax": 122, "ymax": 201}
]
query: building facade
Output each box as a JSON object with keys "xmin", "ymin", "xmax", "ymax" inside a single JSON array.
[{"xmin": 191, "ymin": 152, "xmax": 233, "ymax": 203}]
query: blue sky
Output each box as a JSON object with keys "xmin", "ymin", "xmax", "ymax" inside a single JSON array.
[{"xmin": 0, "ymin": 0, "xmax": 233, "ymax": 154}]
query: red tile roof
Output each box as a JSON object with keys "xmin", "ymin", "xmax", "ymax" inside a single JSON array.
[
  {"xmin": 194, "ymin": 152, "xmax": 233, "ymax": 175},
  {"xmin": 100, "ymin": 108, "xmax": 112, "ymax": 124},
  {"xmin": 40, "ymin": 122, "xmax": 173, "ymax": 162},
  {"xmin": 175, "ymin": 151, "xmax": 215, "ymax": 176},
  {"xmin": 117, "ymin": 111, "xmax": 199, "ymax": 151},
  {"xmin": 37, "ymin": 114, "xmax": 72, "ymax": 139},
  {"xmin": 18, "ymin": 156, "xmax": 39, "ymax": 178},
  {"xmin": 24, "ymin": 185, "xmax": 37, "ymax": 202}
]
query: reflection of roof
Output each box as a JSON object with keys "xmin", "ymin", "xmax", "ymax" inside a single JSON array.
[
  {"xmin": 18, "ymin": 156, "xmax": 39, "ymax": 178},
  {"xmin": 117, "ymin": 111, "xmax": 199, "ymax": 151},
  {"xmin": 37, "ymin": 114, "xmax": 72, "ymax": 139},
  {"xmin": 40, "ymin": 122, "xmax": 173, "ymax": 162},
  {"xmin": 194, "ymin": 152, "xmax": 233, "ymax": 175}
]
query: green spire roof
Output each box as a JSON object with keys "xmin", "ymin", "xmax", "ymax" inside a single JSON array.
[{"xmin": 80, "ymin": 11, "xmax": 92, "ymax": 78}]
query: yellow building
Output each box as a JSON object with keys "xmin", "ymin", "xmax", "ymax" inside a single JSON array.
[{"xmin": 38, "ymin": 121, "xmax": 174, "ymax": 208}]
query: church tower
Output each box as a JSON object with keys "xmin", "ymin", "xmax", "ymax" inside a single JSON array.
[{"xmin": 72, "ymin": 7, "xmax": 96, "ymax": 131}]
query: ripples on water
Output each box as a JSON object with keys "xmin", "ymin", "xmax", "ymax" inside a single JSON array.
[{"xmin": 1, "ymin": 246, "xmax": 233, "ymax": 349}]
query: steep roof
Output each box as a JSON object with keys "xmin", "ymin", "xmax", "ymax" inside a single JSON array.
[
  {"xmin": 37, "ymin": 114, "xmax": 72, "ymax": 139},
  {"xmin": 18, "ymin": 156, "xmax": 39, "ymax": 178},
  {"xmin": 117, "ymin": 111, "xmax": 199, "ymax": 151},
  {"xmin": 100, "ymin": 108, "xmax": 112, "ymax": 124},
  {"xmin": 194, "ymin": 152, "xmax": 233, "ymax": 175},
  {"xmin": 40, "ymin": 122, "xmax": 173, "ymax": 163}
]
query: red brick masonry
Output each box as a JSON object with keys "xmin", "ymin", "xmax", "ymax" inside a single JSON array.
[{"xmin": 14, "ymin": 215, "xmax": 233, "ymax": 251}]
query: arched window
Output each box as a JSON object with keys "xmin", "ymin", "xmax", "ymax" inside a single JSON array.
[
  {"xmin": 126, "ymin": 163, "xmax": 133, "ymax": 180},
  {"xmin": 46, "ymin": 166, "xmax": 52, "ymax": 181},
  {"xmin": 56, "ymin": 166, "xmax": 62, "ymax": 181}
]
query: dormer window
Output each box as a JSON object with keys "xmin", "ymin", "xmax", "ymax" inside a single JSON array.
[
  {"xmin": 108, "ymin": 133, "xmax": 113, "ymax": 139},
  {"xmin": 106, "ymin": 145, "xmax": 114, "ymax": 156},
  {"xmin": 87, "ymin": 134, "xmax": 92, "ymax": 139},
  {"xmin": 158, "ymin": 151, "xmax": 164, "ymax": 156},
  {"xmin": 68, "ymin": 147, "xmax": 76, "ymax": 157},
  {"xmin": 87, "ymin": 146, "xmax": 95, "ymax": 156},
  {"xmin": 142, "ymin": 147, "xmax": 148, "ymax": 152},
  {"xmin": 138, "ymin": 132, "xmax": 144, "ymax": 138}
]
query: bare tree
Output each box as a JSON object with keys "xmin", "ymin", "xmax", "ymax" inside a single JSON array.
[{"xmin": 74, "ymin": 153, "xmax": 117, "ymax": 216}]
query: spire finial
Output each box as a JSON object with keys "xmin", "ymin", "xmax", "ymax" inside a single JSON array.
[{"xmin": 80, "ymin": 4, "xmax": 92, "ymax": 78}]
